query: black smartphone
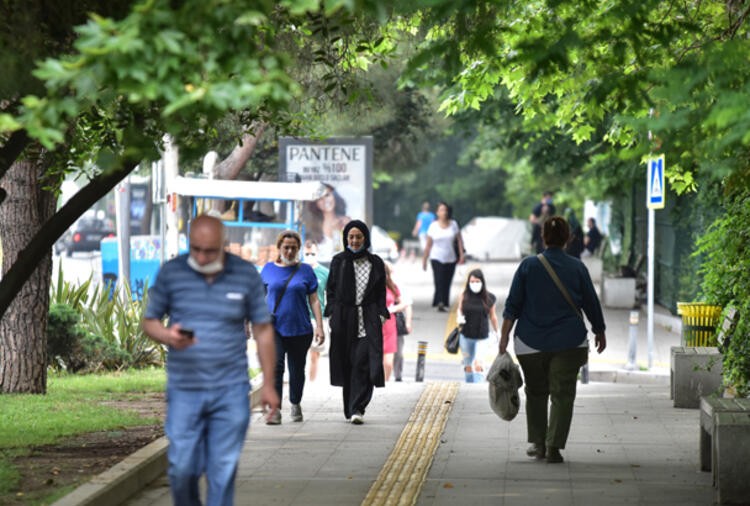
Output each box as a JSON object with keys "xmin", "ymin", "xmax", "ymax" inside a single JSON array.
[{"xmin": 178, "ymin": 328, "xmax": 195, "ymax": 339}]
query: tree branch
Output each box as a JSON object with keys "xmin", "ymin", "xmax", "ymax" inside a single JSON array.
[
  {"xmin": 213, "ymin": 122, "xmax": 267, "ymax": 180},
  {"xmin": 0, "ymin": 158, "xmax": 138, "ymax": 321}
]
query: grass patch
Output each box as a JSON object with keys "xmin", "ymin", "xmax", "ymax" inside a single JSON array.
[
  {"xmin": 0, "ymin": 368, "xmax": 166, "ymax": 498},
  {"xmin": 0, "ymin": 458, "xmax": 20, "ymax": 496}
]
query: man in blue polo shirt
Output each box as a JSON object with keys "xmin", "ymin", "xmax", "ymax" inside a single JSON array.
[
  {"xmin": 142, "ymin": 214, "xmax": 278, "ymax": 506},
  {"xmin": 411, "ymin": 201, "xmax": 436, "ymax": 252}
]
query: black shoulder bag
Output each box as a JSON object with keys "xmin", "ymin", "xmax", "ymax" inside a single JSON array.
[{"xmin": 271, "ymin": 264, "xmax": 300, "ymax": 326}]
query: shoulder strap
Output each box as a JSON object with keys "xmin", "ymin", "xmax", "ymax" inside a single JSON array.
[
  {"xmin": 273, "ymin": 264, "xmax": 300, "ymax": 314},
  {"xmin": 536, "ymin": 254, "xmax": 583, "ymax": 320}
]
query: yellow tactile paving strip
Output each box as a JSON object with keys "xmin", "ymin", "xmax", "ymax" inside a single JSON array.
[{"xmin": 362, "ymin": 381, "xmax": 459, "ymax": 506}]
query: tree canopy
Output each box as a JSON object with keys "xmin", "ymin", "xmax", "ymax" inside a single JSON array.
[{"xmin": 4, "ymin": 0, "xmax": 750, "ymax": 312}]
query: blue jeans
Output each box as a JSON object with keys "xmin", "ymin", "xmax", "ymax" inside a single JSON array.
[
  {"xmin": 165, "ymin": 382, "xmax": 250, "ymax": 506},
  {"xmin": 459, "ymin": 334, "xmax": 485, "ymax": 383}
]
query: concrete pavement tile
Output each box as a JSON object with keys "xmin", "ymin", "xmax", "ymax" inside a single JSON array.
[
  {"xmin": 418, "ymin": 478, "xmax": 507, "ymax": 506},
  {"xmin": 313, "ymin": 457, "xmax": 388, "ymax": 479},
  {"xmin": 232, "ymin": 479, "xmax": 308, "ymax": 504},
  {"xmin": 287, "ymin": 479, "xmax": 377, "ymax": 505},
  {"xmin": 501, "ymin": 479, "xmax": 574, "ymax": 505},
  {"xmin": 431, "ymin": 455, "xmax": 508, "ymax": 480},
  {"xmin": 571, "ymin": 485, "xmax": 644, "ymax": 505}
]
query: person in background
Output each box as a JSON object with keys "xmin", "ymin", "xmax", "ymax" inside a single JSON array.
[
  {"xmin": 564, "ymin": 208, "xmax": 584, "ymax": 259},
  {"xmin": 529, "ymin": 191, "xmax": 556, "ymax": 224},
  {"xmin": 500, "ymin": 216, "xmax": 606, "ymax": 464},
  {"xmin": 583, "ymin": 217, "xmax": 603, "ymax": 257},
  {"xmin": 261, "ymin": 231, "xmax": 325, "ymax": 425},
  {"xmin": 391, "ymin": 270, "xmax": 413, "ymax": 382},
  {"xmin": 382, "ymin": 262, "xmax": 407, "ymax": 382},
  {"xmin": 411, "ymin": 201, "xmax": 436, "ymax": 252},
  {"xmin": 529, "ymin": 192, "xmax": 556, "ymax": 254},
  {"xmin": 303, "ymin": 240, "xmax": 329, "ymax": 382},
  {"xmin": 142, "ymin": 214, "xmax": 279, "ymax": 506},
  {"xmin": 326, "ymin": 220, "xmax": 389, "ymax": 425},
  {"xmin": 456, "ymin": 269, "xmax": 500, "ymax": 383},
  {"xmin": 422, "ymin": 201, "xmax": 465, "ymax": 312}
]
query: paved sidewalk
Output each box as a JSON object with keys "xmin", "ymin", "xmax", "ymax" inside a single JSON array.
[
  {"xmin": 116, "ymin": 258, "xmax": 714, "ymax": 505},
  {"xmin": 421, "ymin": 382, "xmax": 712, "ymax": 505},
  {"xmin": 126, "ymin": 379, "xmax": 713, "ymax": 505}
]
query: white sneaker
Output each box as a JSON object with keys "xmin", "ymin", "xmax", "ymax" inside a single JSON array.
[{"xmin": 350, "ymin": 413, "xmax": 364, "ymax": 425}]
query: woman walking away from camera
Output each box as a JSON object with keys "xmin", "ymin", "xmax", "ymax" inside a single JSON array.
[
  {"xmin": 422, "ymin": 201, "xmax": 464, "ymax": 312},
  {"xmin": 456, "ymin": 269, "xmax": 500, "ymax": 383},
  {"xmin": 500, "ymin": 216, "xmax": 606, "ymax": 464},
  {"xmin": 326, "ymin": 220, "xmax": 389, "ymax": 424},
  {"xmin": 261, "ymin": 231, "xmax": 325, "ymax": 425}
]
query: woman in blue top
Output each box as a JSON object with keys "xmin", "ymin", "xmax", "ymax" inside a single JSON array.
[
  {"xmin": 500, "ymin": 216, "xmax": 607, "ymax": 464},
  {"xmin": 261, "ymin": 230, "xmax": 324, "ymax": 425}
]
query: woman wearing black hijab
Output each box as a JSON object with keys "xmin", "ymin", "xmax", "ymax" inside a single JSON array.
[{"xmin": 325, "ymin": 220, "xmax": 389, "ymax": 424}]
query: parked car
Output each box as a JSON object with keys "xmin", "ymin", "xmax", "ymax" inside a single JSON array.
[
  {"xmin": 370, "ymin": 225, "xmax": 399, "ymax": 262},
  {"xmin": 56, "ymin": 217, "xmax": 115, "ymax": 256}
]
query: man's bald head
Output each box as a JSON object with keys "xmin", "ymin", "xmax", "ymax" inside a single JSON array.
[
  {"xmin": 191, "ymin": 214, "xmax": 224, "ymax": 240},
  {"xmin": 189, "ymin": 215, "xmax": 225, "ymax": 271}
]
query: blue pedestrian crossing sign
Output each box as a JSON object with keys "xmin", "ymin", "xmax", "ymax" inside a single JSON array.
[{"xmin": 647, "ymin": 155, "xmax": 665, "ymax": 209}]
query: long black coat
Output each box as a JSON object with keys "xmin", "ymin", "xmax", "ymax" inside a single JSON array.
[{"xmin": 325, "ymin": 251, "xmax": 389, "ymax": 387}]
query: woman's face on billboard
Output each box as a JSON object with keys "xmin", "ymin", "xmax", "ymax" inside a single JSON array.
[{"xmin": 317, "ymin": 188, "xmax": 336, "ymax": 213}]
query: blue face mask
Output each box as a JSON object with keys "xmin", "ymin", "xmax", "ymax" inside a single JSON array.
[{"xmin": 347, "ymin": 245, "xmax": 364, "ymax": 253}]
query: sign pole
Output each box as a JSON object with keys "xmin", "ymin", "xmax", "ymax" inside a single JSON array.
[
  {"xmin": 647, "ymin": 207, "xmax": 655, "ymax": 370},
  {"xmin": 646, "ymin": 154, "xmax": 665, "ymax": 370},
  {"xmin": 115, "ymin": 176, "xmax": 131, "ymax": 299}
]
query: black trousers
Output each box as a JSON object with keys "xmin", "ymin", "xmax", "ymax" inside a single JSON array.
[
  {"xmin": 342, "ymin": 336, "xmax": 374, "ymax": 418},
  {"xmin": 274, "ymin": 332, "xmax": 313, "ymax": 406},
  {"xmin": 431, "ymin": 259, "xmax": 457, "ymax": 307}
]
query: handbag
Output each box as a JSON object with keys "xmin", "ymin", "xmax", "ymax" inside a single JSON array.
[
  {"xmin": 444, "ymin": 326, "xmax": 461, "ymax": 354},
  {"xmin": 395, "ymin": 312, "xmax": 409, "ymax": 336},
  {"xmin": 271, "ymin": 264, "xmax": 300, "ymax": 325}
]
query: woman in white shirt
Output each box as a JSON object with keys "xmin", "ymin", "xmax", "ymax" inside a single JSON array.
[{"xmin": 421, "ymin": 202, "xmax": 465, "ymax": 312}]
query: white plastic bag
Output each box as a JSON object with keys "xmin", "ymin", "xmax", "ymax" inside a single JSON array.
[{"xmin": 487, "ymin": 352, "xmax": 523, "ymax": 421}]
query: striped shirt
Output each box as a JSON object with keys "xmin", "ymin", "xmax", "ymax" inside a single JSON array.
[{"xmin": 145, "ymin": 253, "xmax": 270, "ymax": 389}]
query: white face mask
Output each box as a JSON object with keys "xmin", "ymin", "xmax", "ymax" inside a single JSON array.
[
  {"xmin": 280, "ymin": 255, "xmax": 298, "ymax": 266},
  {"xmin": 469, "ymin": 281, "xmax": 483, "ymax": 294},
  {"xmin": 187, "ymin": 255, "xmax": 224, "ymax": 275}
]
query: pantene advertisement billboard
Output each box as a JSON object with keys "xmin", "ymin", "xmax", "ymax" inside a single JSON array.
[{"xmin": 279, "ymin": 137, "xmax": 373, "ymax": 262}]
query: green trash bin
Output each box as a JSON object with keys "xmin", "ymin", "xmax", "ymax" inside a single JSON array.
[{"xmin": 676, "ymin": 302, "xmax": 722, "ymax": 346}]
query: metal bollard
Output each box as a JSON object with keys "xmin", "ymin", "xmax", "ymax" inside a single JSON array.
[
  {"xmin": 626, "ymin": 310, "xmax": 639, "ymax": 370},
  {"xmin": 415, "ymin": 341, "xmax": 427, "ymax": 382}
]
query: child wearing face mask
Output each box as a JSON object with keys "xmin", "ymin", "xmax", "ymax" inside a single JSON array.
[{"xmin": 456, "ymin": 268, "xmax": 500, "ymax": 383}]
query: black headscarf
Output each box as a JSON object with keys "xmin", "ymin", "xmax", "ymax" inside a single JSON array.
[{"xmin": 342, "ymin": 220, "xmax": 371, "ymax": 259}]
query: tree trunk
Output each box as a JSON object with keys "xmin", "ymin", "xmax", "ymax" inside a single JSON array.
[
  {"xmin": 213, "ymin": 122, "xmax": 267, "ymax": 180},
  {"xmin": 208, "ymin": 122, "xmax": 267, "ymax": 215},
  {"xmin": 0, "ymin": 157, "xmax": 56, "ymax": 393}
]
